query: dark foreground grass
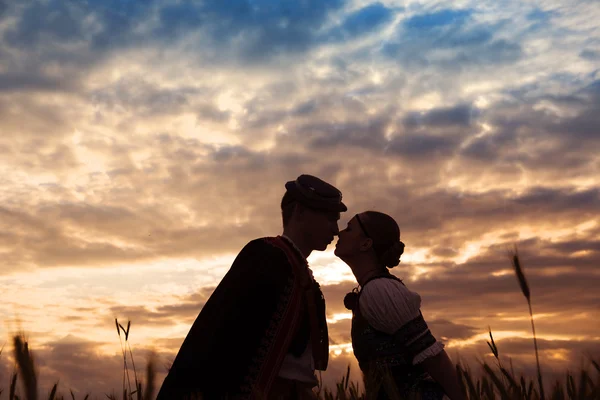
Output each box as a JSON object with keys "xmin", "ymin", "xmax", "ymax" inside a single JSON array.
[
  {"xmin": 3, "ymin": 336, "xmax": 599, "ymax": 400},
  {"xmin": 2, "ymin": 251, "xmax": 598, "ymax": 399}
]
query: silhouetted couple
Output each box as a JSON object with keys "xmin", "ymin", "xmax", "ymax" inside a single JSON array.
[{"xmin": 157, "ymin": 175, "xmax": 465, "ymax": 400}]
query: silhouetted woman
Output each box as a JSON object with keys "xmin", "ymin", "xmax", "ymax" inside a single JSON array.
[{"xmin": 335, "ymin": 211, "xmax": 465, "ymax": 400}]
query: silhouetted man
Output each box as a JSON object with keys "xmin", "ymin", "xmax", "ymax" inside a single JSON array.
[{"xmin": 157, "ymin": 174, "xmax": 347, "ymax": 400}]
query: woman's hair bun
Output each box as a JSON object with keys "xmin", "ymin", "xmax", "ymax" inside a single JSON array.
[{"xmin": 380, "ymin": 240, "xmax": 405, "ymax": 269}]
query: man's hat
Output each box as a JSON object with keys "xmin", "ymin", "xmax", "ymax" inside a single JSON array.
[{"xmin": 284, "ymin": 174, "xmax": 347, "ymax": 212}]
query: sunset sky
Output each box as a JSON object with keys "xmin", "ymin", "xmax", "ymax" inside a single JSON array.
[{"xmin": 1, "ymin": 0, "xmax": 599, "ymax": 396}]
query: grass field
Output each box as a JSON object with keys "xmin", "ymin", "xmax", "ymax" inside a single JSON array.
[{"xmin": 2, "ymin": 251, "xmax": 599, "ymax": 399}]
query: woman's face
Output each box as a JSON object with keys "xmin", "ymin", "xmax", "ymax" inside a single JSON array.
[{"xmin": 334, "ymin": 215, "xmax": 370, "ymax": 259}]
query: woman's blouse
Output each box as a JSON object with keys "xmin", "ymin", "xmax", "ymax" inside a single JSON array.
[{"xmin": 358, "ymin": 278, "xmax": 444, "ymax": 364}]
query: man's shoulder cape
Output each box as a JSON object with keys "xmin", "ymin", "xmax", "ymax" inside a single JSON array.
[{"xmin": 156, "ymin": 236, "xmax": 310, "ymax": 400}]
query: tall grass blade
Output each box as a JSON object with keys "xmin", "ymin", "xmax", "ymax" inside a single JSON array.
[
  {"xmin": 143, "ymin": 353, "xmax": 156, "ymax": 400},
  {"xmin": 576, "ymin": 370, "xmax": 588, "ymax": 400},
  {"xmin": 551, "ymin": 380, "xmax": 564, "ymax": 400},
  {"xmin": 461, "ymin": 365, "xmax": 480, "ymax": 400},
  {"xmin": 483, "ymin": 363, "xmax": 510, "ymax": 400},
  {"xmin": 528, "ymin": 299, "xmax": 545, "ymax": 400},
  {"xmin": 591, "ymin": 359, "xmax": 600, "ymax": 374},
  {"xmin": 527, "ymin": 380, "xmax": 534, "ymax": 400},
  {"xmin": 13, "ymin": 335, "xmax": 37, "ymax": 400},
  {"xmin": 135, "ymin": 381, "xmax": 142, "ymax": 400},
  {"xmin": 127, "ymin": 341, "xmax": 139, "ymax": 393},
  {"xmin": 487, "ymin": 326, "xmax": 499, "ymax": 359},
  {"xmin": 567, "ymin": 374, "xmax": 575, "ymax": 399},
  {"xmin": 511, "ymin": 249, "xmax": 530, "ymax": 301},
  {"xmin": 10, "ymin": 372, "xmax": 17, "ymax": 400},
  {"xmin": 115, "ymin": 319, "xmax": 132, "ymax": 396},
  {"xmin": 48, "ymin": 383, "xmax": 58, "ymax": 400},
  {"xmin": 481, "ymin": 375, "xmax": 494, "ymax": 400},
  {"xmin": 511, "ymin": 249, "xmax": 545, "ymax": 400},
  {"xmin": 455, "ymin": 364, "xmax": 468, "ymax": 398},
  {"xmin": 521, "ymin": 376, "xmax": 528, "ymax": 400},
  {"xmin": 509, "ymin": 358, "xmax": 515, "ymax": 378},
  {"xmin": 499, "ymin": 367, "xmax": 519, "ymax": 395}
]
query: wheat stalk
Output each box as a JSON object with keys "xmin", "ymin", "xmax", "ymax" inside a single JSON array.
[
  {"xmin": 115, "ymin": 318, "xmax": 133, "ymax": 397},
  {"xmin": 511, "ymin": 247, "xmax": 545, "ymax": 400},
  {"xmin": 143, "ymin": 352, "xmax": 156, "ymax": 400},
  {"xmin": 9, "ymin": 371, "xmax": 17, "ymax": 400},
  {"xmin": 13, "ymin": 334, "xmax": 37, "ymax": 400}
]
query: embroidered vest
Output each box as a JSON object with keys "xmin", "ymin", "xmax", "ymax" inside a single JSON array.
[
  {"xmin": 350, "ymin": 274, "xmax": 435, "ymax": 387},
  {"xmin": 278, "ymin": 236, "xmax": 329, "ymax": 370}
]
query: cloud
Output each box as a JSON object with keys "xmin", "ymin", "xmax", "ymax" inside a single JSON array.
[
  {"xmin": 406, "ymin": 260, "xmax": 600, "ymax": 327},
  {"xmin": 0, "ymin": 0, "xmax": 348, "ymax": 97},
  {"xmin": 90, "ymin": 77, "xmax": 204, "ymax": 117},
  {"xmin": 0, "ymin": 73, "xmax": 72, "ymax": 93},
  {"xmin": 1, "ymin": 0, "xmax": 599, "ymax": 393},
  {"xmin": 153, "ymin": 0, "xmax": 347, "ymax": 63},
  {"xmin": 299, "ymin": 113, "xmax": 391, "ymax": 150},
  {"xmin": 0, "ymin": 2, "xmax": 117, "ymax": 93},
  {"xmin": 580, "ymin": 49, "xmax": 600, "ymax": 60},
  {"xmin": 3, "ymin": 1, "xmax": 85, "ymax": 47},
  {"xmin": 2, "ymin": 73, "xmax": 599, "ymax": 274},
  {"xmin": 3, "ymin": 0, "xmax": 153, "ymax": 53},
  {"xmin": 341, "ymin": 3, "xmax": 395, "ymax": 36},
  {"xmin": 386, "ymin": 133, "xmax": 460, "ymax": 159},
  {"xmin": 325, "ymin": 2, "xmax": 396, "ymax": 41},
  {"xmin": 428, "ymin": 319, "xmax": 478, "ymax": 341},
  {"xmin": 0, "ymin": 94, "xmax": 72, "ymax": 139},
  {"xmin": 0, "ymin": 200, "xmax": 272, "ymax": 271},
  {"xmin": 455, "ymin": 79, "xmax": 600, "ymax": 177},
  {"xmin": 403, "ymin": 104, "xmax": 475, "ymax": 129},
  {"xmin": 383, "ymin": 7, "xmax": 522, "ymax": 68},
  {"xmin": 404, "ymin": 9, "xmax": 472, "ymax": 30},
  {"xmin": 109, "ymin": 289, "xmax": 214, "ymax": 327}
]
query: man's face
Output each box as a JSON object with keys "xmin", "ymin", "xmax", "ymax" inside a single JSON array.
[{"xmin": 301, "ymin": 207, "xmax": 340, "ymax": 251}]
